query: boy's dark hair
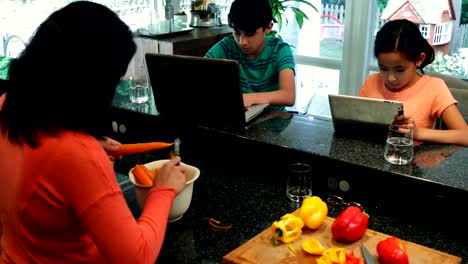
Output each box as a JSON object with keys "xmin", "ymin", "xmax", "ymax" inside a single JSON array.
[
  {"xmin": 228, "ymin": 0, "xmax": 274, "ymax": 33},
  {"xmin": 374, "ymin": 19, "xmax": 435, "ymax": 73},
  {"xmin": 0, "ymin": 1, "xmax": 136, "ymax": 147}
]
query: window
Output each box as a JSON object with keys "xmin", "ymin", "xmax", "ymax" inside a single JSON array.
[
  {"xmin": 1, "ymin": 0, "xmax": 467, "ymax": 119},
  {"xmin": 284, "ymin": 0, "xmax": 468, "ymax": 118},
  {"xmin": 281, "ymin": 0, "xmax": 376, "ymax": 118},
  {"xmin": 433, "ymin": 22, "xmax": 452, "ymax": 45},
  {"xmin": 0, "ymin": 0, "xmax": 152, "ymax": 58},
  {"xmin": 419, "ymin": 24, "xmax": 429, "ymax": 39}
]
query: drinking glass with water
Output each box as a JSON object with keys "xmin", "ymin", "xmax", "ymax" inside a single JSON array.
[
  {"xmin": 129, "ymin": 76, "xmax": 149, "ymax": 104},
  {"xmin": 384, "ymin": 125, "xmax": 413, "ymax": 165}
]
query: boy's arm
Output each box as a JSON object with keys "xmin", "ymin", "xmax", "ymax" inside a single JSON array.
[{"xmin": 243, "ymin": 67, "xmax": 295, "ymax": 107}]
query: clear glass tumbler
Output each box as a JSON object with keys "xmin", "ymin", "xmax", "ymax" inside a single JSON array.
[
  {"xmin": 129, "ymin": 76, "xmax": 149, "ymax": 104},
  {"xmin": 286, "ymin": 163, "xmax": 312, "ymax": 203},
  {"xmin": 384, "ymin": 125, "xmax": 414, "ymax": 165}
]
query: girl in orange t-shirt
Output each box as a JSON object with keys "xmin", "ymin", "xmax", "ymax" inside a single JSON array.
[{"xmin": 359, "ymin": 19, "xmax": 468, "ymax": 146}]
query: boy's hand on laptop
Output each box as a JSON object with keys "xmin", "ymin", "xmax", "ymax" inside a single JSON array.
[{"xmin": 243, "ymin": 93, "xmax": 255, "ymax": 108}]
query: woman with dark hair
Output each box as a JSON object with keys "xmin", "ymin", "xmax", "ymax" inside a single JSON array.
[
  {"xmin": 0, "ymin": 1, "xmax": 187, "ymax": 263},
  {"xmin": 359, "ymin": 19, "xmax": 467, "ymax": 146}
]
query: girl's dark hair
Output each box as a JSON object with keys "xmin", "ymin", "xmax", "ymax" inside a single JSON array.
[
  {"xmin": 228, "ymin": 0, "xmax": 274, "ymax": 33},
  {"xmin": 0, "ymin": 1, "xmax": 136, "ymax": 147},
  {"xmin": 374, "ymin": 19, "xmax": 434, "ymax": 73}
]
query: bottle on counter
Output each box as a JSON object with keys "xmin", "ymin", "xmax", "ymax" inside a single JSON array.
[{"xmin": 165, "ymin": 0, "xmax": 175, "ymax": 22}]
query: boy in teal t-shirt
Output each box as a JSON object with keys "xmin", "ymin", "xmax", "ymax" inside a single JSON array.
[
  {"xmin": 0, "ymin": 56, "xmax": 11, "ymax": 95},
  {"xmin": 205, "ymin": 0, "xmax": 296, "ymax": 111},
  {"xmin": 0, "ymin": 56, "xmax": 11, "ymax": 80}
]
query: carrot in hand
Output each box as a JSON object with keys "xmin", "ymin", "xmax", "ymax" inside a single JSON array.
[
  {"xmin": 132, "ymin": 164, "xmax": 153, "ymax": 186},
  {"xmin": 110, "ymin": 142, "xmax": 174, "ymax": 157}
]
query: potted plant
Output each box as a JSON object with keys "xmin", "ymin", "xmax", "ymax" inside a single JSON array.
[{"xmin": 268, "ymin": 0, "xmax": 318, "ymax": 36}]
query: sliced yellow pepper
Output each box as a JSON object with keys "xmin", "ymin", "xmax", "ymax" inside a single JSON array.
[
  {"xmin": 288, "ymin": 244, "xmax": 297, "ymax": 254},
  {"xmin": 271, "ymin": 213, "xmax": 304, "ymax": 245},
  {"xmin": 297, "ymin": 196, "xmax": 328, "ymax": 229},
  {"xmin": 317, "ymin": 248, "xmax": 346, "ymax": 264},
  {"xmin": 301, "ymin": 238, "xmax": 326, "ymax": 255}
]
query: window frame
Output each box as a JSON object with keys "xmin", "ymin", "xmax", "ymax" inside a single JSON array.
[
  {"xmin": 293, "ymin": 0, "xmax": 377, "ymax": 96},
  {"xmin": 419, "ymin": 24, "xmax": 430, "ymax": 39},
  {"xmin": 433, "ymin": 22, "xmax": 452, "ymax": 45}
]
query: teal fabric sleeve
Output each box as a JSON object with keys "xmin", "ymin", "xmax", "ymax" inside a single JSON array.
[{"xmin": 0, "ymin": 56, "xmax": 11, "ymax": 80}]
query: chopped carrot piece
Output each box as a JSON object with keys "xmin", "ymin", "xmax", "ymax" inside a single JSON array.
[
  {"xmin": 209, "ymin": 218, "xmax": 232, "ymax": 230},
  {"xmin": 132, "ymin": 164, "xmax": 153, "ymax": 186},
  {"xmin": 141, "ymin": 165, "xmax": 157, "ymax": 180}
]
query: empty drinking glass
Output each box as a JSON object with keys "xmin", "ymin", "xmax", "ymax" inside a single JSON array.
[
  {"xmin": 384, "ymin": 125, "xmax": 414, "ymax": 165},
  {"xmin": 286, "ymin": 163, "xmax": 312, "ymax": 203}
]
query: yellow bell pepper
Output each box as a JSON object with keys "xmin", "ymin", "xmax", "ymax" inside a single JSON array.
[
  {"xmin": 271, "ymin": 213, "xmax": 304, "ymax": 245},
  {"xmin": 297, "ymin": 196, "xmax": 328, "ymax": 229}
]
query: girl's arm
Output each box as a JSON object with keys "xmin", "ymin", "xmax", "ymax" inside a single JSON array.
[{"xmin": 414, "ymin": 104, "xmax": 468, "ymax": 146}]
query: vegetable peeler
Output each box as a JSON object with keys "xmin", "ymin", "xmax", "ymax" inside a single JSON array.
[{"xmin": 170, "ymin": 138, "xmax": 181, "ymax": 164}]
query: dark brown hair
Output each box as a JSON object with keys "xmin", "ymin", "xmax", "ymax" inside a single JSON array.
[
  {"xmin": 374, "ymin": 19, "xmax": 435, "ymax": 73},
  {"xmin": 0, "ymin": 1, "xmax": 136, "ymax": 147}
]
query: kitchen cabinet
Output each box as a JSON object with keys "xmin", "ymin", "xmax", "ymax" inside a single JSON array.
[
  {"xmin": 124, "ymin": 25, "xmax": 232, "ymax": 80},
  {"xmin": 155, "ymin": 25, "xmax": 232, "ymax": 57}
]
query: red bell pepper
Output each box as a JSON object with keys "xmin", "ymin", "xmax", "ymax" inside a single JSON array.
[
  {"xmin": 331, "ymin": 206, "xmax": 369, "ymax": 243},
  {"xmin": 345, "ymin": 251, "xmax": 363, "ymax": 264},
  {"xmin": 377, "ymin": 237, "xmax": 409, "ymax": 264}
]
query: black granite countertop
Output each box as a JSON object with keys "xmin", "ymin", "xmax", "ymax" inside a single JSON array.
[
  {"xmin": 220, "ymin": 111, "xmax": 468, "ymax": 193},
  {"xmin": 111, "ymin": 82, "xmax": 468, "ymax": 194},
  {"xmin": 110, "ymin": 86, "xmax": 468, "ymax": 263},
  {"xmin": 114, "ymin": 151, "xmax": 468, "ymax": 264}
]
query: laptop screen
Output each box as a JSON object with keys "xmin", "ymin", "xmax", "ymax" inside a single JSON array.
[{"xmin": 145, "ymin": 53, "xmax": 246, "ymax": 130}]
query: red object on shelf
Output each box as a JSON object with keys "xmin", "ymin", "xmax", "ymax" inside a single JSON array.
[{"xmin": 320, "ymin": 14, "xmax": 344, "ymax": 41}]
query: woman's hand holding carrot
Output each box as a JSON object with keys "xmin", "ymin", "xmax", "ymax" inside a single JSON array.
[
  {"xmin": 152, "ymin": 157, "xmax": 186, "ymax": 194},
  {"xmin": 99, "ymin": 137, "xmax": 122, "ymax": 161}
]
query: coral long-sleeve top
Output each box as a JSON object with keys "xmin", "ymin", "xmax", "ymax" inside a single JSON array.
[{"xmin": 0, "ymin": 94, "xmax": 174, "ymax": 263}]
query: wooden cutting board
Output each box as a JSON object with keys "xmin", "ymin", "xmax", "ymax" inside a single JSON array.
[{"xmin": 223, "ymin": 216, "xmax": 461, "ymax": 264}]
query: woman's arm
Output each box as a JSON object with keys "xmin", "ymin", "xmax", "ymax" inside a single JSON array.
[{"xmin": 80, "ymin": 187, "xmax": 175, "ymax": 264}]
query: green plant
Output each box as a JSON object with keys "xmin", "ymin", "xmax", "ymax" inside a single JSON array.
[
  {"xmin": 268, "ymin": 0, "xmax": 318, "ymax": 36},
  {"xmin": 426, "ymin": 51, "xmax": 466, "ymax": 76}
]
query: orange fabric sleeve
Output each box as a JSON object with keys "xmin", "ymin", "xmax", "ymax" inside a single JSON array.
[
  {"xmin": 0, "ymin": 132, "xmax": 176, "ymax": 264},
  {"xmin": 0, "ymin": 93, "xmax": 5, "ymax": 109},
  {"xmin": 79, "ymin": 187, "xmax": 175, "ymax": 264},
  {"xmin": 50, "ymin": 134, "xmax": 176, "ymax": 263}
]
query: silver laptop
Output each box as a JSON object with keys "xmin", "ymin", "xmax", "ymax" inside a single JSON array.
[
  {"xmin": 328, "ymin": 94, "xmax": 403, "ymax": 142},
  {"xmin": 145, "ymin": 53, "xmax": 269, "ymax": 130}
]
